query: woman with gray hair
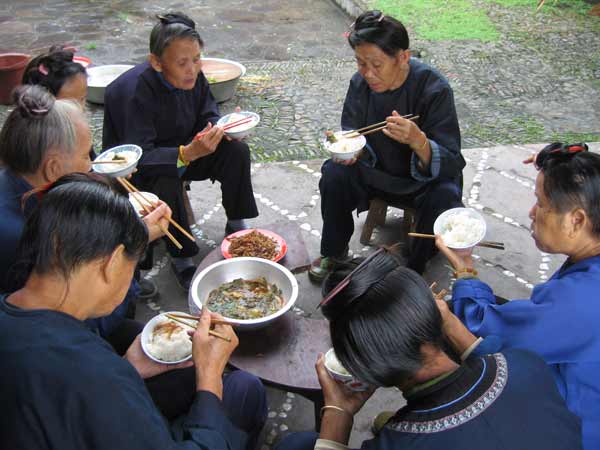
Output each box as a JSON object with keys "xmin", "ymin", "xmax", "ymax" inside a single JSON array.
[{"xmin": 0, "ymin": 85, "xmax": 170, "ymax": 336}]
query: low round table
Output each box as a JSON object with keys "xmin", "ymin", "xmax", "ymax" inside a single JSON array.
[{"xmin": 189, "ymin": 226, "xmax": 329, "ymax": 429}]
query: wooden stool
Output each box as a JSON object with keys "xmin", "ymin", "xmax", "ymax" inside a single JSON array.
[{"xmin": 360, "ymin": 198, "xmax": 416, "ymax": 245}]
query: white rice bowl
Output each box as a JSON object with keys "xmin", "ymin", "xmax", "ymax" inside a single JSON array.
[
  {"xmin": 434, "ymin": 208, "xmax": 486, "ymax": 249},
  {"xmin": 141, "ymin": 314, "xmax": 193, "ymax": 364},
  {"xmin": 128, "ymin": 192, "xmax": 159, "ymax": 217},
  {"xmin": 323, "ymin": 131, "xmax": 366, "ymax": 161},
  {"xmin": 325, "ymin": 349, "xmax": 350, "ymax": 376},
  {"xmin": 93, "ymin": 144, "xmax": 142, "ymax": 177},
  {"xmin": 217, "ymin": 111, "xmax": 260, "ymax": 139}
]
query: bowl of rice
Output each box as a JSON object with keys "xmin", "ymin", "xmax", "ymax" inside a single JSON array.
[
  {"xmin": 141, "ymin": 312, "xmax": 193, "ymax": 364},
  {"xmin": 433, "ymin": 207, "xmax": 487, "ymax": 249},
  {"xmin": 128, "ymin": 192, "xmax": 159, "ymax": 217},
  {"xmin": 188, "ymin": 257, "xmax": 298, "ymax": 331},
  {"xmin": 324, "ymin": 348, "xmax": 370, "ymax": 392},
  {"xmin": 216, "ymin": 111, "xmax": 260, "ymax": 140},
  {"xmin": 322, "ymin": 131, "xmax": 366, "ymax": 161},
  {"xmin": 92, "ymin": 144, "xmax": 142, "ymax": 178}
]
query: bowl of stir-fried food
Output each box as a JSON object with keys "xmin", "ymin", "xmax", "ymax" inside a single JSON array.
[
  {"xmin": 222, "ymin": 229, "xmax": 287, "ymax": 262},
  {"xmin": 188, "ymin": 257, "xmax": 299, "ymax": 330}
]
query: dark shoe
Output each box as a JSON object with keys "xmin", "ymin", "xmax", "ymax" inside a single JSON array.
[
  {"xmin": 137, "ymin": 278, "xmax": 158, "ymax": 299},
  {"xmin": 225, "ymin": 220, "xmax": 248, "ymax": 236},
  {"xmin": 171, "ymin": 264, "xmax": 197, "ymax": 291},
  {"xmin": 308, "ymin": 256, "xmax": 339, "ymax": 283},
  {"xmin": 371, "ymin": 411, "xmax": 395, "ymax": 434}
]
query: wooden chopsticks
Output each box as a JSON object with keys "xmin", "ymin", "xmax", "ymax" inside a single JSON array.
[
  {"xmin": 117, "ymin": 177, "xmax": 193, "ymax": 251},
  {"xmin": 408, "ymin": 232, "xmax": 505, "ymax": 250},
  {"xmin": 166, "ymin": 312, "xmax": 237, "ymax": 328},
  {"xmin": 165, "ymin": 313, "xmax": 233, "ymax": 342},
  {"xmin": 92, "ymin": 160, "xmax": 129, "ymax": 165},
  {"xmin": 342, "ymin": 114, "xmax": 420, "ymax": 138},
  {"xmin": 430, "ymin": 282, "xmax": 448, "ymax": 301},
  {"xmin": 194, "ymin": 116, "xmax": 253, "ymax": 141}
]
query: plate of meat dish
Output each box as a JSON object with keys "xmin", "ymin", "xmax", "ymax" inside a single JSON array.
[{"xmin": 221, "ymin": 229, "xmax": 287, "ymax": 262}]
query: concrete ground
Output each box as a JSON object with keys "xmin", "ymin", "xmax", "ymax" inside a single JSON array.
[{"xmin": 0, "ymin": 0, "xmax": 599, "ymax": 448}]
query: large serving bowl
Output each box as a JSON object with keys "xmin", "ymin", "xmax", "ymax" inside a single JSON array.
[
  {"xmin": 189, "ymin": 257, "xmax": 299, "ymax": 331},
  {"xmin": 202, "ymin": 57, "xmax": 246, "ymax": 103},
  {"xmin": 86, "ymin": 64, "xmax": 134, "ymax": 104}
]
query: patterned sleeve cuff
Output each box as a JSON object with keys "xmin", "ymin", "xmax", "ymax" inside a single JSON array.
[{"xmin": 411, "ymin": 139, "xmax": 441, "ymax": 181}]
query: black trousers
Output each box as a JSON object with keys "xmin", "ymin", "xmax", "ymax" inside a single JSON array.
[
  {"xmin": 319, "ymin": 160, "xmax": 463, "ymax": 274},
  {"xmin": 133, "ymin": 140, "xmax": 258, "ymax": 258}
]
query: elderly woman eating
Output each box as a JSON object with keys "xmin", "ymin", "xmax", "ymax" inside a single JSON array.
[
  {"xmin": 310, "ymin": 10, "xmax": 464, "ymax": 282},
  {"xmin": 436, "ymin": 143, "xmax": 600, "ymax": 450},
  {"xmin": 0, "ymin": 174, "xmax": 266, "ymax": 450},
  {"xmin": 277, "ymin": 251, "xmax": 581, "ymax": 450},
  {"xmin": 103, "ymin": 12, "xmax": 258, "ymax": 290}
]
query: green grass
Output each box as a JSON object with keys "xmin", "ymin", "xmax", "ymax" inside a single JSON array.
[
  {"xmin": 370, "ymin": 0, "xmax": 598, "ymax": 42},
  {"xmin": 84, "ymin": 43, "xmax": 97, "ymax": 51}
]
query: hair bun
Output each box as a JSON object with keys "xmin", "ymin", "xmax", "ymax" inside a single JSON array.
[
  {"xmin": 156, "ymin": 12, "xmax": 195, "ymax": 29},
  {"xmin": 14, "ymin": 85, "xmax": 55, "ymax": 119}
]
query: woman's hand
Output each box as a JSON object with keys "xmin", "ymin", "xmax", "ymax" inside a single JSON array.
[
  {"xmin": 315, "ymin": 354, "xmax": 374, "ymax": 416},
  {"xmin": 185, "ymin": 123, "xmax": 224, "ymax": 162},
  {"xmin": 383, "ymin": 110, "xmax": 423, "ymax": 148},
  {"xmin": 523, "ymin": 153, "xmax": 537, "ymax": 165},
  {"xmin": 141, "ymin": 200, "xmax": 172, "ymax": 242},
  {"xmin": 190, "ymin": 308, "xmax": 238, "ymax": 399},
  {"xmin": 435, "ymin": 235, "xmax": 475, "ymax": 272},
  {"xmin": 124, "ymin": 335, "xmax": 193, "ymax": 379}
]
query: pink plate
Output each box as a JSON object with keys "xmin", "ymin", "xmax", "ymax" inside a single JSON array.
[
  {"xmin": 73, "ymin": 56, "xmax": 91, "ymax": 68},
  {"xmin": 221, "ymin": 229, "xmax": 287, "ymax": 262}
]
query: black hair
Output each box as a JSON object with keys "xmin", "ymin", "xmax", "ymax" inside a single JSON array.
[
  {"xmin": 321, "ymin": 252, "xmax": 445, "ymax": 387},
  {"xmin": 0, "ymin": 85, "xmax": 82, "ymax": 175},
  {"xmin": 539, "ymin": 144, "xmax": 600, "ymax": 237},
  {"xmin": 10, "ymin": 173, "xmax": 148, "ymax": 291},
  {"xmin": 150, "ymin": 12, "xmax": 204, "ymax": 57},
  {"xmin": 22, "ymin": 46, "xmax": 86, "ymax": 96},
  {"xmin": 348, "ymin": 10, "xmax": 409, "ymax": 57}
]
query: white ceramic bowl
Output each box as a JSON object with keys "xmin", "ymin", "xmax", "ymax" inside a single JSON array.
[
  {"xmin": 433, "ymin": 207, "xmax": 487, "ymax": 249},
  {"xmin": 128, "ymin": 192, "xmax": 159, "ymax": 217},
  {"xmin": 324, "ymin": 348, "xmax": 370, "ymax": 392},
  {"xmin": 141, "ymin": 311, "xmax": 193, "ymax": 365},
  {"xmin": 86, "ymin": 64, "xmax": 134, "ymax": 104},
  {"xmin": 217, "ymin": 111, "xmax": 260, "ymax": 140},
  {"xmin": 323, "ymin": 131, "xmax": 366, "ymax": 161},
  {"xmin": 188, "ymin": 257, "xmax": 299, "ymax": 331},
  {"xmin": 92, "ymin": 144, "xmax": 142, "ymax": 178},
  {"xmin": 202, "ymin": 57, "xmax": 246, "ymax": 103}
]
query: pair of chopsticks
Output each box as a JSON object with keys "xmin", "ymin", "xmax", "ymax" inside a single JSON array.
[
  {"xmin": 165, "ymin": 312, "xmax": 234, "ymax": 342},
  {"xmin": 342, "ymin": 114, "xmax": 420, "ymax": 138},
  {"xmin": 408, "ymin": 232, "xmax": 505, "ymax": 250},
  {"xmin": 116, "ymin": 177, "xmax": 196, "ymax": 251},
  {"xmin": 92, "ymin": 160, "xmax": 129, "ymax": 165},
  {"xmin": 430, "ymin": 282, "xmax": 448, "ymax": 301},
  {"xmin": 194, "ymin": 116, "xmax": 253, "ymax": 141}
]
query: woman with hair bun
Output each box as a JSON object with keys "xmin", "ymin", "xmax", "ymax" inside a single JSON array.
[
  {"xmin": 437, "ymin": 143, "xmax": 600, "ymax": 449},
  {"xmin": 0, "ymin": 85, "xmax": 170, "ymax": 336},
  {"xmin": 0, "ymin": 174, "xmax": 266, "ymax": 450},
  {"xmin": 22, "ymin": 45, "xmax": 88, "ymax": 106},
  {"xmin": 277, "ymin": 251, "xmax": 581, "ymax": 450},
  {"xmin": 310, "ymin": 10, "xmax": 464, "ymax": 281},
  {"xmin": 103, "ymin": 12, "xmax": 258, "ymax": 290}
]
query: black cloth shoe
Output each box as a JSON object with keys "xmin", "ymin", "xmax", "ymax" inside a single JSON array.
[
  {"xmin": 137, "ymin": 278, "xmax": 158, "ymax": 299},
  {"xmin": 171, "ymin": 264, "xmax": 197, "ymax": 291}
]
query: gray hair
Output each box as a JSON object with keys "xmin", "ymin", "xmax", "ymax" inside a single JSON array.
[
  {"xmin": 0, "ymin": 85, "xmax": 85, "ymax": 175},
  {"xmin": 149, "ymin": 12, "xmax": 203, "ymax": 57}
]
